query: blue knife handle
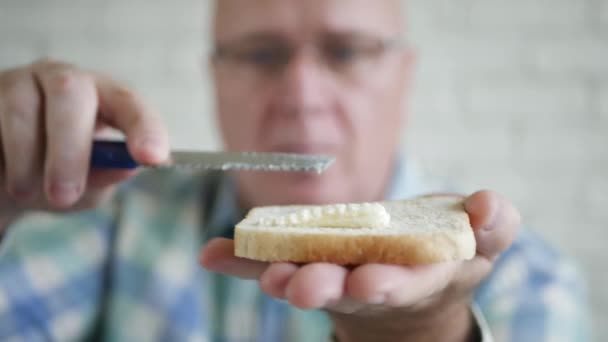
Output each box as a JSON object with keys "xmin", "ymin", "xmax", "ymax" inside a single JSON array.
[{"xmin": 90, "ymin": 140, "xmax": 140, "ymax": 169}]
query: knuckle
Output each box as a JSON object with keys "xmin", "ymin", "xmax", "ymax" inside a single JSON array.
[
  {"xmin": 107, "ymin": 84, "xmax": 152, "ymax": 126},
  {"xmin": 0, "ymin": 74, "xmax": 39, "ymax": 120},
  {"xmin": 0, "ymin": 69, "xmax": 21, "ymax": 90},
  {"xmin": 6, "ymin": 107, "xmax": 36, "ymax": 128},
  {"xmin": 0, "ymin": 68, "xmax": 28, "ymax": 94},
  {"xmin": 45, "ymin": 154, "xmax": 87, "ymax": 181},
  {"xmin": 9, "ymin": 187, "xmax": 36, "ymax": 204},
  {"xmin": 112, "ymin": 84, "xmax": 139, "ymax": 104},
  {"xmin": 32, "ymin": 57, "xmax": 57, "ymax": 66},
  {"xmin": 5, "ymin": 178, "xmax": 37, "ymax": 203},
  {"xmin": 45, "ymin": 68, "xmax": 80, "ymax": 95},
  {"xmin": 33, "ymin": 58, "xmax": 74, "ymax": 73},
  {"xmin": 51, "ymin": 71, "xmax": 96, "ymax": 102},
  {"xmin": 2, "ymin": 90, "xmax": 39, "ymax": 121}
]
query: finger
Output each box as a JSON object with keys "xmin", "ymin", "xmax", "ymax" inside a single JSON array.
[
  {"xmin": 87, "ymin": 169, "xmax": 138, "ymax": 190},
  {"xmin": 199, "ymin": 238, "xmax": 269, "ymax": 280},
  {"xmin": 464, "ymin": 190, "xmax": 499, "ymax": 230},
  {"xmin": 259, "ymin": 263, "xmax": 299, "ymax": 299},
  {"xmin": 34, "ymin": 63, "xmax": 97, "ymax": 208},
  {"xmin": 89, "ymin": 117, "xmax": 139, "ymax": 190},
  {"xmin": 95, "ymin": 75, "xmax": 169, "ymax": 165},
  {"xmin": 465, "ymin": 190, "xmax": 521, "ymax": 260},
  {"xmin": 284, "ymin": 263, "xmax": 348, "ymax": 309},
  {"xmin": 0, "ymin": 67, "xmax": 43, "ymax": 202},
  {"xmin": 346, "ymin": 262, "xmax": 458, "ymax": 307}
]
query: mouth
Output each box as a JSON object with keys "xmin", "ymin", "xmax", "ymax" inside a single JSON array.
[{"xmin": 268, "ymin": 143, "xmax": 339, "ymax": 155}]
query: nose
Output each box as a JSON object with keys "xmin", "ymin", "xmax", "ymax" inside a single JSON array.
[{"xmin": 276, "ymin": 50, "xmax": 328, "ymax": 117}]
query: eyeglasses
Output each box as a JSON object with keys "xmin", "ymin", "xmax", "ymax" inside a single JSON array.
[{"xmin": 212, "ymin": 33, "xmax": 404, "ymax": 83}]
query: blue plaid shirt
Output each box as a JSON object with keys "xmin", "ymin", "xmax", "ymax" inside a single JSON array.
[{"xmin": 0, "ymin": 158, "xmax": 591, "ymax": 341}]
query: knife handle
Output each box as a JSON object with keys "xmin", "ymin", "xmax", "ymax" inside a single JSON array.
[{"xmin": 90, "ymin": 140, "xmax": 140, "ymax": 169}]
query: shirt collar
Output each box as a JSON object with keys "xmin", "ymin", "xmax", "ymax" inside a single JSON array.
[{"xmin": 202, "ymin": 173, "xmax": 243, "ymax": 240}]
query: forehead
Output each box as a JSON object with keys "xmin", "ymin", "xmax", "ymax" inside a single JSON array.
[{"xmin": 213, "ymin": 0, "xmax": 403, "ymax": 41}]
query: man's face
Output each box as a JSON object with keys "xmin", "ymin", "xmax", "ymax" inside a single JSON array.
[{"xmin": 212, "ymin": 0, "xmax": 412, "ymax": 207}]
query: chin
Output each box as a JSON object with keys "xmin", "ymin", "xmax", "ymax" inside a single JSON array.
[
  {"xmin": 280, "ymin": 181, "xmax": 342, "ymax": 205},
  {"xmin": 240, "ymin": 171, "xmax": 349, "ymax": 207}
]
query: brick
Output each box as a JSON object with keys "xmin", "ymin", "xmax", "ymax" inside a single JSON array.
[
  {"xmin": 601, "ymin": 0, "xmax": 608, "ymax": 27},
  {"xmin": 409, "ymin": 82, "xmax": 464, "ymax": 116},
  {"xmin": 466, "ymin": 80, "xmax": 589, "ymax": 118},
  {"xmin": 437, "ymin": 161, "xmax": 525, "ymax": 196},
  {"xmin": 468, "ymin": 0, "xmax": 587, "ymax": 35},
  {"xmin": 0, "ymin": 2, "xmax": 204, "ymax": 46},
  {"xmin": 512, "ymin": 161, "xmax": 584, "ymax": 194},
  {"xmin": 0, "ymin": 3, "xmax": 107, "ymax": 35},
  {"xmin": 408, "ymin": 122, "xmax": 512, "ymax": 161},
  {"xmin": 468, "ymin": 162, "xmax": 592, "ymax": 232},
  {"xmin": 515, "ymin": 124, "xmax": 608, "ymax": 162},
  {"xmin": 0, "ymin": 42, "xmax": 43, "ymax": 69},
  {"xmin": 596, "ymin": 317, "xmax": 608, "ymax": 342},
  {"xmin": 407, "ymin": 0, "xmax": 472, "ymax": 34},
  {"xmin": 600, "ymin": 85, "xmax": 608, "ymax": 122},
  {"xmin": 166, "ymin": 114, "xmax": 217, "ymax": 150},
  {"xmin": 99, "ymin": 1, "xmax": 204, "ymax": 36},
  {"xmin": 44, "ymin": 41, "xmax": 202, "ymax": 84},
  {"xmin": 534, "ymin": 39, "xmax": 608, "ymax": 77},
  {"xmin": 140, "ymin": 85, "xmax": 217, "ymax": 150},
  {"xmin": 414, "ymin": 36, "xmax": 528, "ymax": 78},
  {"xmin": 583, "ymin": 174, "xmax": 608, "ymax": 222}
]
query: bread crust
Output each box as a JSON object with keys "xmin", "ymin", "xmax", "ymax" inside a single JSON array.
[{"xmin": 234, "ymin": 197, "xmax": 476, "ymax": 265}]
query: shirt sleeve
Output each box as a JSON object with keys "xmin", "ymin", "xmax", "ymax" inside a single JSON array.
[
  {"xmin": 474, "ymin": 232, "xmax": 592, "ymax": 342},
  {"xmin": 0, "ymin": 206, "xmax": 117, "ymax": 341}
]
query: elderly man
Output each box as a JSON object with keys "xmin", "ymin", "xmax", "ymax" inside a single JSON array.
[{"xmin": 0, "ymin": 0, "xmax": 590, "ymax": 341}]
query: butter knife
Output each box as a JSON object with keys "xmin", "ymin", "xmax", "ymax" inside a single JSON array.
[{"xmin": 90, "ymin": 140, "xmax": 335, "ymax": 173}]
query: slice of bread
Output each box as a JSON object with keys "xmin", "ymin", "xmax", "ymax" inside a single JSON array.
[{"xmin": 234, "ymin": 196, "xmax": 476, "ymax": 265}]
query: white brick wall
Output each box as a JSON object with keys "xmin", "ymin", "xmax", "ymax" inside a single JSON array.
[
  {"xmin": 601, "ymin": 0, "xmax": 608, "ymax": 26},
  {"xmin": 468, "ymin": 0, "xmax": 588, "ymax": 33},
  {"xmin": 534, "ymin": 38, "xmax": 608, "ymax": 77},
  {"xmin": 600, "ymin": 85, "xmax": 608, "ymax": 121},
  {"xmin": 1, "ymin": 0, "xmax": 607, "ymax": 339}
]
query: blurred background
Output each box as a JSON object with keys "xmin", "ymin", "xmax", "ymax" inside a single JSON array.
[{"xmin": 1, "ymin": 0, "xmax": 606, "ymax": 339}]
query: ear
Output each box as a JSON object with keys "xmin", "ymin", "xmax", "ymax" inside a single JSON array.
[
  {"xmin": 399, "ymin": 47, "xmax": 416, "ymax": 90},
  {"xmin": 396, "ymin": 47, "xmax": 416, "ymax": 132},
  {"xmin": 201, "ymin": 47, "xmax": 219, "ymax": 81}
]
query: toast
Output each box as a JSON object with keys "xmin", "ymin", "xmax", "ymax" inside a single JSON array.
[{"xmin": 234, "ymin": 196, "xmax": 476, "ymax": 265}]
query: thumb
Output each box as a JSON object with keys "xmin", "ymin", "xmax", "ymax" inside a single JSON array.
[
  {"xmin": 465, "ymin": 191, "xmax": 521, "ymax": 260},
  {"xmin": 200, "ymin": 238, "xmax": 269, "ymax": 280}
]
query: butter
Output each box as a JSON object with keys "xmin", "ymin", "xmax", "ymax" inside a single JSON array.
[{"xmin": 258, "ymin": 202, "xmax": 390, "ymax": 228}]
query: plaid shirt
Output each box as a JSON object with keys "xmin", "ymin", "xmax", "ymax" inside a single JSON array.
[{"xmin": 0, "ymin": 158, "xmax": 591, "ymax": 341}]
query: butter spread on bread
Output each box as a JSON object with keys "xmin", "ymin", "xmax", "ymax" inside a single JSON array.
[{"xmin": 257, "ymin": 203, "xmax": 390, "ymax": 229}]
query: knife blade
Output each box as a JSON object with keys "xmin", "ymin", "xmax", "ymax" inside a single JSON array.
[{"xmin": 90, "ymin": 140, "xmax": 335, "ymax": 173}]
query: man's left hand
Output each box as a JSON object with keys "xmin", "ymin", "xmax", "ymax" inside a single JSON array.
[{"xmin": 200, "ymin": 190, "xmax": 521, "ymax": 342}]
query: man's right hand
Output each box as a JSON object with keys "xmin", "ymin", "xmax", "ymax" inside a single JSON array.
[{"xmin": 0, "ymin": 59, "xmax": 170, "ymax": 231}]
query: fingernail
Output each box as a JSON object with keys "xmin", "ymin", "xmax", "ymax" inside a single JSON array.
[
  {"xmin": 137, "ymin": 137, "xmax": 166, "ymax": 161},
  {"xmin": 138, "ymin": 136, "xmax": 162, "ymax": 150},
  {"xmin": 49, "ymin": 181, "xmax": 82, "ymax": 207},
  {"xmin": 9, "ymin": 184, "xmax": 35, "ymax": 202},
  {"xmin": 368, "ymin": 294, "xmax": 386, "ymax": 305},
  {"xmin": 482, "ymin": 206, "xmax": 500, "ymax": 231},
  {"xmin": 325, "ymin": 298, "xmax": 341, "ymax": 307}
]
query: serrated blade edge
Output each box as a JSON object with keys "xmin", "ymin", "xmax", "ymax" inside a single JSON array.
[{"xmin": 156, "ymin": 151, "xmax": 335, "ymax": 173}]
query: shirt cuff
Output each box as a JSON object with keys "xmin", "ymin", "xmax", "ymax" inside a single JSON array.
[{"xmin": 471, "ymin": 302, "xmax": 494, "ymax": 342}]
